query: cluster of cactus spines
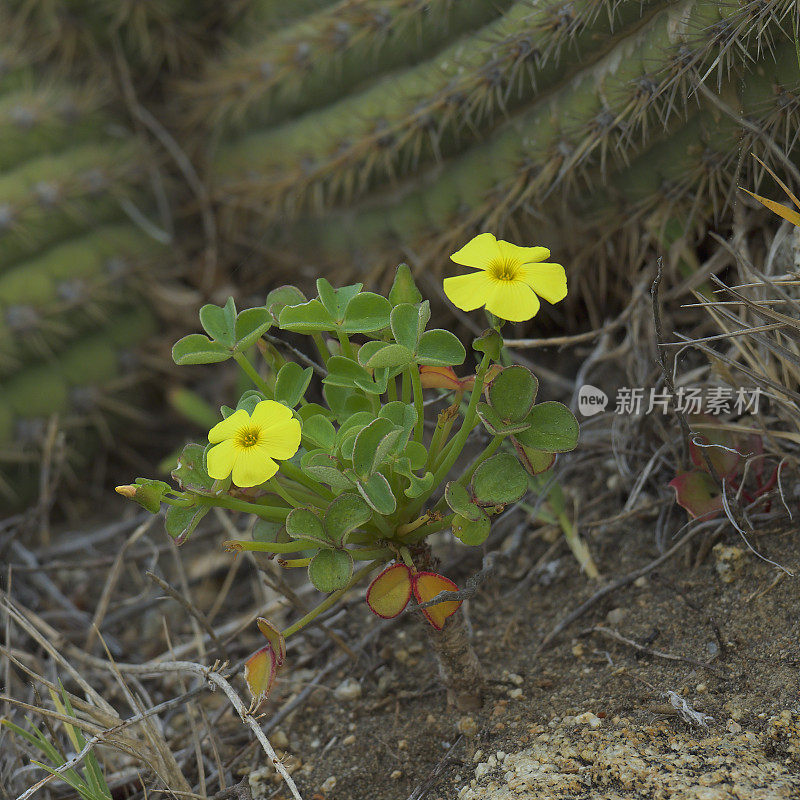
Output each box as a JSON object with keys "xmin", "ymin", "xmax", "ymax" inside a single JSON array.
[
  {"xmin": 179, "ymin": 0, "xmax": 515, "ymax": 134},
  {"xmin": 209, "ymin": 0, "xmax": 670, "ymax": 213},
  {"xmin": 206, "ymin": 0, "xmax": 799, "ymax": 280},
  {"xmin": 6, "ymin": 0, "xmax": 235, "ymax": 81}
]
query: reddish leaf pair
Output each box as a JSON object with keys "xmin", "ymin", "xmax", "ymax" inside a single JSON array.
[
  {"xmin": 366, "ymin": 563, "xmax": 461, "ymax": 630},
  {"xmin": 244, "ymin": 617, "xmax": 287, "ymax": 705}
]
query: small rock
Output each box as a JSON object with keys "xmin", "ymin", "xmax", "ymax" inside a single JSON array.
[
  {"xmin": 696, "ymin": 683, "xmax": 708, "ymax": 694},
  {"xmin": 398, "ymin": 739, "xmax": 408, "ymax": 750},
  {"xmin": 457, "ymin": 716, "xmax": 478, "ymax": 737},
  {"xmin": 574, "ymin": 712, "xmax": 603, "ymax": 728},
  {"xmin": 571, "ymin": 642, "xmax": 585, "ymax": 657},
  {"xmin": 727, "ymin": 719, "xmax": 743, "ymax": 734},
  {"xmin": 343, "ymin": 734, "xmax": 356, "ymax": 746},
  {"xmin": 634, "ymin": 575, "xmax": 648, "ymax": 588},
  {"xmin": 508, "ymin": 688, "xmax": 523, "ymax": 700},
  {"xmin": 270, "ymin": 729, "xmax": 289, "ymax": 750},
  {"xmin": 713, "ymin": 543, "xmax": 745, "ymax": 583},
  {"xmin": 606, "ymin": 607, "xmax": 626, "ymax": 625},
  {"xmin": 334, "ymin": 678, "xmax": 362, "ymax": 702},
  {"xmin": 321, "ymin": 776, "xmax": 337, "ymax": 793},
  {"xmin": 395, "ymin": 648, "xmax": 410, "ymax": 663},
  {"xmin": 508, "ymin": 673, "xmax": 524, "ymax": 686},
  {"xmin": 390, "ymin": 770, "xmax": 403, "ymax": 780}
]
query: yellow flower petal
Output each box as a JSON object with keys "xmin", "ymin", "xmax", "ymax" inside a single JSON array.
[
  {"xmin": 232, "ymin": 446, "xmax": 278, "ymax": 487},
  {"xmin": 520, "ymin": 262, "xmax": 567, "ymax": 305},
  {"xmin": 449, "ymin": 233, "xmax": 501, "ymax": 269},
  {"xmin": 208, "ymin": 409, "xmax": 250, "ymax": 444},
  {"xmin": 207, "ymin": 439, "xmax": 238, "ymax": 480},
  {"xmin": 496, "ymin": 240, "xmax": 550, "ymax": 265},
  {"xmin": 484, "ymin": 280, "xmax": 540, "ymax": 322},
  {"xmin": 259, "ymin": 415, "xmax": 302, "ymax": 460},
  {"xmin": 250, "ymin": 400, "xmax": 293, "ymax": 428},
  {"xmin": 443, "ymin": 271, "xmax": 496, "ymax": 312}
]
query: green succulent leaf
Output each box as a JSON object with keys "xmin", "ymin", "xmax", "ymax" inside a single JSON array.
[
  {"xmin": 512, "ymin": 441, "xmax": 556, "ymax": 476},
  {"xmin": 199, "ymin": 297, "xmax": 237, "ymax": 347},
  {"xmin": 172, "ymin": 334, "xmax": 232, "ymax": 365},
  {"xmin": 352, "ymin": 418, "xmax": 404, "ymax": 479},
  {"xmin": 389, "ymin": 264, "xmax": 423, "ymax": 307},
  {"xmin": 471, "ymin": 453, "xmax": 529, "ymax": 506},
  {"xmin": 300, "ymin": 450, "xmax": 354, "ymax": 491},
  {"xmin": 476, "ymin": 403, "xmax": 532, "ymax": 436},
  {"xmin": 266, "ymin": 285, "xmax": 307, "ymax": 323},
  {"xmin": 129, "ymin": 478, "xmax": 172, "ymax": 514},
  {"xmin": 452, "ymin": 513, "xmax": 491, "ymax": 546},
  {"xmin": 317, "ymin": 279, "xmax": 362, "ymax": 320},
  {"xmin": 274, "ymin": 362, "xmax": 313, "ymax": 408},
  {"xmin": 416, "ymin": 329, "xmax": 466, "ymax": 367},
  {"xmin": 165, "ymin": 503, "xmax": 209, "ymax": 544},
  {"xmin": 356, "ymin": 472, "xmax": 397, "ymax": 515},
  {"xmin": 325, "ymin": 493, "xmax": 373, "ymax": 545},
  {"xmin": 278, "ymin": 299, "xmax": 336, "ymax": 333},
  {"xmin": 308, "ymin": 549, "xmax": 354, "ymax": 593},
  {"xmin": 390, "ymin": 302, "xmax": 429, "ymax": 351},
  {"xmin": 324, "ymin": 356, "xmax": 388, "ymax": 395},
  {"xmin": 286, "ymin": 507, "xmax": 330, "ymax": 545},
  {"xmin": 302, "ymin": 414, "xmax": 336, "ymax": 451},
  {"xmin": 343, "ymin": 292, "xmax": 392, "ymax": 333},
  {"xmin": 444, "ymin": 481, "xmax": 485, "ymax": 522},
  {"xmin": 236, "ymin": 390, "xmax": 268, "ymax": 415},
  {"xmin": 473, "ymin": 328, "xmax": 503, "ymax": 360},
  {"xmin": 402, "ymin": 440, "xmax": 428, "ymax": 471},
  {"xmin": 358, "ymin": 341, "xmax": 413, "ymax": 370},
  {"xmin": 252, "ymin": 519, "xmax": 285, "ymax": 543},
  {"xmin": 488, "ymin": 366, "xmax": 538, "ymax": 422},
  {"xmin": 514, "ymin": 402, "xmax": 579, "ymax": 453},
  {"xmin": 172, "ymin": 443, "xmax": 216, "ymax": 493},
  {"xmin": 235, "ymin": 307, "xmax": 272, "ymax": 350}
]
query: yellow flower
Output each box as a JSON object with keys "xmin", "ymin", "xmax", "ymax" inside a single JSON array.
[
  {"xmin": 207, "ymin": 400, "xmax": 301, "ymax": 488},
  {"xmin": 443, "ymin": 233, "xmax": 567, "ymax": 322}
]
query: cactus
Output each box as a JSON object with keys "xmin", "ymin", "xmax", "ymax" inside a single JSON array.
[
  {"xmin": 0, "ymin": 307, "xmax": 158, "ymax": 505},
  {"xmin": 196, "ymin": 0, "xmax": 800, "ymax": 284},
  {"xmin": 178, "ymin": 0, "xmax": 516, "ymax": 134}
]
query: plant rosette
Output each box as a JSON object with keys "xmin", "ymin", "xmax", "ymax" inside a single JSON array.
[{"xmin": 116, "ymin": 236, "xmax": 579, "ymax": 704}]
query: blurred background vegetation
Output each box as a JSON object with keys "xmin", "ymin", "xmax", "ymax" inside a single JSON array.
[{"xmin": 1, "ymin": 0, "xmax": 798, "ymax": 510}]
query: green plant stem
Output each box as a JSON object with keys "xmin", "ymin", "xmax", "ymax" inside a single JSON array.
[
  {"xmin": 403, "ymin": 513, "xmax": 454, "ymax": 544},
  {"xmin": 397, "ymin": 513, "xmax": 430, "ymax": 537},
  {"xmin": 387, "ymin": 375, "xmax": 398, "ymax": 402},
  {"xmin": 336, "ymin": 329, "xmax": 355, "ymax": 359},
  {"xmin": 312, "ymin": 333, "xmax": 330, "ymax": 365},
  {"xmin": 424, "ymin": 393, "xmax": 463, "ymax": 472},
  {"xmin": 401, "ymin": 370, "xmax": 411, "ymax": 404},
  {"xmin": 225, "ymin": 538, "xmax": 317, "ymax": 553},
  {"xmin": 406, "ymin": 353, "xmax": 492, "ymax": 519},
  {"xmin": 408, "ymin": 366, "xmax": 425, "ymax": 443},
  {"xmin": 268, "ymin": 478, "xmax": 304, "ymax": 508},
  {"xmin": 279, "ymin": 461, "xmax": 335, "ymax": 501},
  {"xmin": 351, "ymin": 547, "xmax": 393, "ymax": 561},
  {"xmin": 233, "ymin": 352, "xmax": 274, "ymax": 398},
  {"xmin": 197, "ymin": 495, "xmax": 289, "ymax": 522},
  {"xmin": 279, "ymin": 556, "xmax": 313, "ymax": 567},
  {"xmin": 282, "ymin": 561, "xmax": 380, "ymax": 638},
  {"xmin": 558, "ymin": 511, "xmax": 600, "ymax": 579}
]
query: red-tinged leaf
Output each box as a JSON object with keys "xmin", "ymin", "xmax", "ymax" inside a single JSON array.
[
  {"xmin": 366, "ymin": 563, "xmax": 413, "ymax": 619},
  {"xmin": 689, "ymin": 420, "xmax": 740, "ymax": 478},
  {"xmin": 419, "ymin": 364, "xmax": 503, "ymax": 392},
  {"xmin": 412, "ymin": 572, "xmax": 461, "ymax": 631},
  {"xmin": 511, "ymin": 439, "xmax": 556, "ymax": 475},
  {"xmin": 669, "ymin": 471, "xmax": 723, "ymax": 519},
  {"xmin": 244, "ymin": 645, "xmax": 278, "ymax": 705},
  {"xmin": 256, "ymin": 617, "xmax": 286, "ymax": 667},
  {"xmin": 419, "ymin": 366, "xmax": 462, "ymax": 391}
]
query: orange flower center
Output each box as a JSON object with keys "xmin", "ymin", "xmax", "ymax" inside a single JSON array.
[
  {"xmin": 487, "ymin": 258, "xmax": 522, "ymax": 282},
  {"xmin": 235, "ymin": 426, "xmax": 262, "ymax": 449}
]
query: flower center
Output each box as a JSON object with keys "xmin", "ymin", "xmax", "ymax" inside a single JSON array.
[
  {"xmin": 487, "ymin": 258, "xmax": 522, "ymax": 282},
  {"xmin": 235, "ymin": 425, "xmax": 262, "ymax": 450}
]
